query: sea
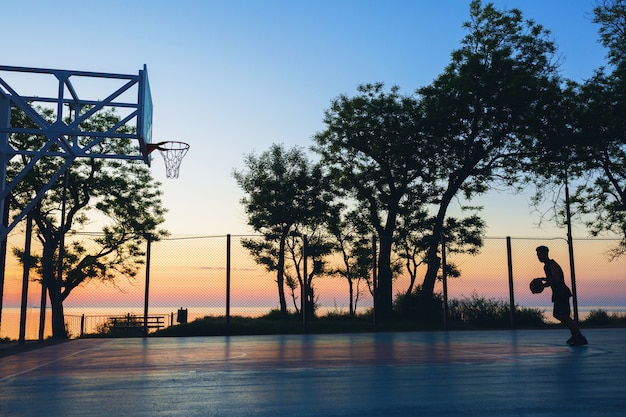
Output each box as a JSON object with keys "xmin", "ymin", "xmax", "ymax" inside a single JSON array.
[{"xmin": 1, "ymin": 305, "xmax": 625, "ymax": 341}]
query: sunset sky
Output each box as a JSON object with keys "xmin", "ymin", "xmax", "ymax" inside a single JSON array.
[{"xmin": 1, "ymin": 1, "xmax": 624, "ymax": 320}]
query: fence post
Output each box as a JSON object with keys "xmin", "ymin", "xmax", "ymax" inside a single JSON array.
[
  {"xmin": 143, "ymin": 236, "xmax": 152, "ymax": 337},
  {"xmin": 564, "ymin": 183, "xmax": 580, "ymax": 323},
  {"xmin": 18, "ymin": 213, "xmax": 33, "ymax": 345},
  {"xmin": 506, "ymin": 237, "xmax": 516, "ymax": 329},
  {"xmin": 372, "ymin": 234, "xmax": 377, "ymax": 332},
  {"xmin": 38, "ymin": 259, "xmax": 46, "ymax": 341},
  {"xmin": 226, "ymin": 234, "xmax": 231, "ymax": 336},
  {"xmin": 300, "ymin": 235, "xmax": 309, "ymax": 334},
  {"xmin": 0, "ymin": 94, "xmax": 10, "ymax": 335},
  {"xmin": 0, "ymin": 187, "xmax": 8, "ymax": 337},
  {"xmin": 441, "ymin": 234, "xmax": 448, "ymax": 331}
]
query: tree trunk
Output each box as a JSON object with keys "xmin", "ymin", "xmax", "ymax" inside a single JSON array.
[
  {"xmin": 48, "ymin": 278, "xmax": 67, "ymax": 339},
  {"xmin": 277, "ymin": 235, "xmax": 287, "ymax": 314},
  {"xmin": 422, "ymin": 243, "xmax": 441, "ymax": 296},
  {"xmin": 41, "ymin": 239, "xmax": 68, "ymax": 339},
  {"xmin": 375, "ymin": 230, "xmax": 394, "ymax": 319},
  {"xmin": 422, "ymin": 184, "xmax": 457, "ymax": 296},
  {"xmin": 348, "ymin": 278, "xmax": 354, "ymax": 315},
  {"xmin": 405, "ymin": 259, "xmax": 417, "ymax": 298}
]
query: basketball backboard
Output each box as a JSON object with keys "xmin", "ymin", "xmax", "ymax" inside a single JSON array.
[
  {"xmin": 0, "ymin": 64, "xmax": 152, "ymax": 162},
  {"xmin": 139, "ymin": 64, "xmax": 153, "ymax": 164}
]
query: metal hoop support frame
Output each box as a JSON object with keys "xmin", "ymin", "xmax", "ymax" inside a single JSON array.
[{"xmin": 146, "ymin": 141, "xmax": 190, "ymax": 179}]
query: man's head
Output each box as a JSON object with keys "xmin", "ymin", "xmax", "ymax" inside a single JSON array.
[{"xmin": 536, "ymin": 245, "xmax": 550, "ymax": 262}]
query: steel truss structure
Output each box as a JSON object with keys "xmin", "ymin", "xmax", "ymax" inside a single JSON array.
[{"xmin": 0, "ymin": 65, "xmax": 152, "ymax": 242}]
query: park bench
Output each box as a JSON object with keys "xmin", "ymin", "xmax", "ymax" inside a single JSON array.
[{"xmin": 108, "ymin": 314, "xmax": 165, "ymax": 335}]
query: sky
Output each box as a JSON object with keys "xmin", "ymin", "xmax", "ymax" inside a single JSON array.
[
  {"xmin": 1, "ymin": 0, "xmax": 611, "ymax": 238},
  {"xmin": 1, "ymin": 1, "xmax": 624, "ymax": 328}
]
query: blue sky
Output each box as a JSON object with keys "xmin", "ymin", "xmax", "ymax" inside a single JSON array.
[{"xmin": 2, "ymin": 0, "xmax": 609, "ymax": 237}]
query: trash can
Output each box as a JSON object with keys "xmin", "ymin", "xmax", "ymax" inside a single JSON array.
[{"xmin": 177, "ymin": 308, "xmax": 188, "ymax": 324}]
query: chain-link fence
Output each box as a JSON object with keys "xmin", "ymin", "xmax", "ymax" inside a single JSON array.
[{"xmin": 1, "ymin": 234, "xmax": 624, "ymax": 340}]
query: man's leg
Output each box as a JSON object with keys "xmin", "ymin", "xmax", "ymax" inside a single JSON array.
[{"xmin": 554, "ymin": 298, "xmax": 587, "ymax": 346}]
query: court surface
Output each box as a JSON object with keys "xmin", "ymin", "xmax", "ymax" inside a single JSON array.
[{"xmin": 1, "ymin": 328, "xmax": 624, "ymax": 417}]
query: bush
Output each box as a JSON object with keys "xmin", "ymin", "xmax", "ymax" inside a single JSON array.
[
  {"xmin": 393, "ymin": 288, "xmax": 546, "ymax": 329},
  {"xmin": 583, "ymin": 309, "xmax": 626, "ymax": 327},
  {"xmin": 261, "ymin": 308, "xmax": 301, "ymax": 320},
  {"xmin": 447, "ymin": 292, "xmax": 545, "ymax": 329},
  {"xmin": 512, "ymin": 306, "xmax": 547, "ymax": 328},
  {"xmin": 584, "ymin": 309, "xmax": 611, "ymax": 326},
  {"xmin": 393, "ymin": 286, "xmax": 444, "ymax": 323}
]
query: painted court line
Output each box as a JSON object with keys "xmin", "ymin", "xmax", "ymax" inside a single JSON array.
[
  {"xmin": 0, "ymin": 348, "xmax": 89, "ymax": 382},
  {"xmin": 0, "ymin": 340, "xmax": 114, "ymax": 383}
]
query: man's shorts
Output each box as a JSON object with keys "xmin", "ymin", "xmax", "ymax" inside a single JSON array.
[{"xmin": 553, "ymin": 296, "xmax": 571, "ymax": 318}]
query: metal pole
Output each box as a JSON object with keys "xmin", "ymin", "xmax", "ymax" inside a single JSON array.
[
  {"xmin": 564, "ymin": 178, "xmax": 579, "ymax": 323},
  {"xmin": 302, "ymin": 235, "xmax": 309, "ymax": 334},
  {"xmin": 372, "ymin": 234, "xmax": 377, "ymax": 332},
  {"xmin": 0, "ymin": 195, "xmax": 9, "ymax": 334},
  {"xmin": 226, "ymin": 234, "xmax": 231, "ymax": 335},
  {"xmin": 38, "ymin": 267, "xmax": 46, "ymax": 341},
  {"xmin": 506, "ymin": 236, "xmax": 516, "ymax": 329},
  {"xmin": 19, "ymin": 213, "xmax": 33, "ymax": 345},
  {"xmin": 143, "ymin": 236, "xmax": 152, "ymax": 337},
  {"xmin": 0, "ymin": 93, "xmax": 11, "ymax": 333},
  {"xmin": 562, "ymin": 137, "xmax": 579, "ymax": 324}
]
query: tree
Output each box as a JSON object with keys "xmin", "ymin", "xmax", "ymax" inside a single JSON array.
[
  {"xmin": 314, "ymin": 83, "xmax": 434, "ymax": 318},
  {"xmin": 396, "ymin": 211, "xmax": 485, "ymax": 298},
  {"xmin": 416, "ymin": 0, "xmax": 562, "ymax": 297},
  {"xmin": 568, "ymin": 0, "xmax": 626, "ymax": 258},
  {"xmin": 529, "ymin": 0, "xmax": 626, "ymax": 258},
  {"xmin": 593, "ymin": 0, "xmax": 626, "ymax": 67},
  {"xmin": 233, "ymin": 144, "xmax": 333, "ymax": 314},
  {"xmin": 9, "ymin": 107, "xmax": 168, "ymax": 339},
  {"xmin": 325, "ymin": 203, "xmax": 376, "ymax": 315},
  {"xmin": 284, "ymin": 225, "xmax": 333, "ymax": 318}
]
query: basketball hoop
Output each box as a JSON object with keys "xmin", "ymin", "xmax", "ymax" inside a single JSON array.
[{"xmin": 146, "ymin": 141, "xmax": 190, "ymax": 179}]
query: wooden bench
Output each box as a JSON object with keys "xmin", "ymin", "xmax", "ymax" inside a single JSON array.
[{"xmin": 108, "ymin": 314, "xmax": 165, "ymax": 334}]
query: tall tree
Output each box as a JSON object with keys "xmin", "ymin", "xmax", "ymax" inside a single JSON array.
[
  {"xmin": 233, "ymin": 144, "xmax": 332, "ymax": 314},
  {"xmin": 9, "ymin": 107, "xmax": 168, "ymax": 339},
  {"xmin": 417, "ymin": 0, "xmax": 562, "ymax": 296},
  {"xmin": 313, "ymin": 83, "xmax": 434, "ymax": 318},
  {"xmin": 568, "ymin": 0, "xmax": 626, "ymax": 258},
  {"xmin": 529, "ymin": 0, "xmax": 626, "ymax": 258}
]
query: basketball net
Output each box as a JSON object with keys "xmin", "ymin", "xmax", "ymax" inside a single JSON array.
[{"xmin": 147, "ymin": 141, "xmax": 190, "ymax": 179}]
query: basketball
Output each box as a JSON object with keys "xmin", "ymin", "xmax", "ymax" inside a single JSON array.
[{"xmin": 530, "ymin": 278, "xmax": 545, "ymax": 294}]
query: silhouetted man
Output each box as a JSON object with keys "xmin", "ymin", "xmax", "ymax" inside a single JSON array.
[{"xmin": 536, "ymin": 246, "xmax": 587, "ymax": 346}]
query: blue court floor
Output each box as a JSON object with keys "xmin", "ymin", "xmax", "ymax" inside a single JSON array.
[{"xmin": 1, "ymin": 328, "xmax": 625, "ymax": 417}]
